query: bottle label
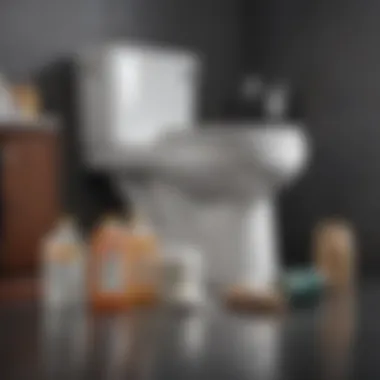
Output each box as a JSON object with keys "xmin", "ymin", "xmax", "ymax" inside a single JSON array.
[{"xmin": 100, "ymin": 252, "xmax": 126, "ymax": 293}]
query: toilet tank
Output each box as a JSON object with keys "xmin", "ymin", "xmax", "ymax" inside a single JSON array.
[{"xmin": 77, "ymin": 43, "xmax": 200, "ymax": 166}]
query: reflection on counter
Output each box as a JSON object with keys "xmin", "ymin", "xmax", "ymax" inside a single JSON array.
[
  {"xmin": 239, "ymin": 316, "xmax": 283, "ymax": 380},
  {"xmin": 40, "ymin": 308, "xmax": 161, "ymax": 380},
  {"xmin": 41, "ymin": 307, "xmax": 89, "ymax": 379},
  {"xmin": 178, "ymin": 312, "xmax": 207, "ymax": 361},
  {"xmin": 319, "ymin": 294, "xmax": 356, "ymax": 380}
]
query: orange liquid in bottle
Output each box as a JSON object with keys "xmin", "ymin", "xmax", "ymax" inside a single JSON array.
[
  {"xmin": 89, "ymin": 216, "xmax": 134, "ymax": 312},
  {"xmin": 128, "ymin": 226, "xmax": 159, "ymax": 306}
]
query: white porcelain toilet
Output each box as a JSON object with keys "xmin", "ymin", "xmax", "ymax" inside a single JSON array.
[{"xmin": 78, "ymin": 43, "xmax": 310, "ymax": 297}]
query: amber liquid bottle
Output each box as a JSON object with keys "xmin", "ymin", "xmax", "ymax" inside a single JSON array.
[
  {"xmin": 89, "ymin": 215, "xmax": 135, "ymax": 312},
  {"xmin": 128, "ymin": 216, "xmax": 160, "ymax": 307}
]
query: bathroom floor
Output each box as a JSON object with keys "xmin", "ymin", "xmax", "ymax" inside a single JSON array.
[{"xmin": 0, "ymin": 281, "xmax": 376, "ymax": 380}]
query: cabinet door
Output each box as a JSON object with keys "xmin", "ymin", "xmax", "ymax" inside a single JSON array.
[{"xmin": 2, "ymin": 134, "xmax": 59, "ymax": 274}]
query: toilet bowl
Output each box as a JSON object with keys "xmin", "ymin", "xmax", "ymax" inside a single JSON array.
[
  {"xmin": 149, "ymin": 124, "xmax": 310, "ymax": 292},
  {"xmin": 78, "ymin": 43, "xmax": 311, "ymax": 295}
]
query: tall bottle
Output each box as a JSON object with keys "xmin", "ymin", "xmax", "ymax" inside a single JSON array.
[
  {"xmin": 41, "ymin": 216, "xmax": 86, "ymax": 308},
  {"xmin": 89, "ymin": 215, "xmax": 134, "ymax": 312}
]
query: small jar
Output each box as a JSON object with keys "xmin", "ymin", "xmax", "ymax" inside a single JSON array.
[
  {"xmin": 160, "ymin": 244, "xmax": 204, "ymax": 308},
  {"xmin": 313, "ymin": 219, "xmax": 356, "ymax": 292}
]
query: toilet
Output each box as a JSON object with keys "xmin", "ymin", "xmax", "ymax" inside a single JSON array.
[{"xmin": 78, "ymin": 43, "xmax": 310, "ymax": 297}]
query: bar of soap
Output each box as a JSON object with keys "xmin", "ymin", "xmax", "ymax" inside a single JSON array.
[
  {"xmin": 282, "ymin": 268, "xmax": 326, "ymax": 308},
  {"xmin": 225, "ymin": 286, "xmax": 286, "ymax": 314}
]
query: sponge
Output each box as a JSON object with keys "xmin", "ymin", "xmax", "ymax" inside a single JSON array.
[{"xmin": 282, "ymin": 267, "xmax": 326, "ymax": 308}]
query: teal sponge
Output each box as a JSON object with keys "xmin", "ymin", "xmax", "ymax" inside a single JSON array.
[{"xmin": 281, "ymin": 267, "xmax": 326, "ymax": 308}]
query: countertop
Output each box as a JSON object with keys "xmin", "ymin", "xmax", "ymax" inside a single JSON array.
[
  {"xmin": 0, "ymin": 283, "xmax": 378, "ymax": 380},
  {"xmin": 0, "ymin": 115, "xmax": 59, "ymax": 132}
]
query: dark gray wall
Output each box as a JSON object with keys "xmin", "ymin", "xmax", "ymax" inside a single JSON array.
[
  {"xmin": 0, "ymin": 0, "xmax": 242, "ymax": 229},
  {"xmin": 243, "ymin": 0, "xmax": 380, "ymax": 275},
  {"xmin": 0, "ymin": 0, "xmax": 241, "ymax": 117}
]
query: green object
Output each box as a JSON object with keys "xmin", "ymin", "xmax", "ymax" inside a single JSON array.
[{"xmin": 282, "ymin": 267, "xmax": 326, "ymax": 308}]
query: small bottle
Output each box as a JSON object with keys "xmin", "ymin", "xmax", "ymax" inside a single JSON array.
[
  {"xmin": 313, "ymin": 219, "xmax": 356, "ymax": 292},
  {"xmin": 89, "ymin": 215, "xmax": 134, "ymax": 312},
  {"xmin": 128, "ymin": 215, "xmax": 159, "ymax": 306},
  {"xmin": 41, "ymin": 216, "xmax": 86, "ymax": 309},
  {"xmin": 161, "ymin": 245, "xmax": 205, "ymax": 308},
  {"xmin": 176, "ymin": 247, "xmax": 204, "ymax": 307}
]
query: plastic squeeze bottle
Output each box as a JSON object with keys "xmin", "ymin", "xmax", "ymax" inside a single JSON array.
[
  {"xmin": 128, "ymin": 215, "xmax": 160, "ymax": 306},
  {"xmin": 89, "ymin": 215, "xmax": 135, "ymax": 312},
  {"xmin": 41, "ymin": 216, "xmax": 86, "ymax": 308}
]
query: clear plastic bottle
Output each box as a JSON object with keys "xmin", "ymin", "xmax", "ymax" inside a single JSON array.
[{"xmin": 41, "ymin": 216, "xmax": 86, "ymax": 309}]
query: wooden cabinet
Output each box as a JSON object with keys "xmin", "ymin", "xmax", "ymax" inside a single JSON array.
[{"xmin": 0, "ymin": 124, "xmax": 59, "ymax": 275}]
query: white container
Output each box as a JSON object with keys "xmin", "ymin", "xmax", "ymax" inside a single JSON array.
[
  {"xmin": 161, "ymin": 245, "xmax": 204, "ymax": 308},
  {"xmin": 41, "ymin": 218, "xmax": 86, "ymax": 309}
]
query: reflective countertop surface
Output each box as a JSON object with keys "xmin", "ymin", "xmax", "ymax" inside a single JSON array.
[{"xmin": 0, "ymin": 283, "xmax": 378, "ymax": 380}]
